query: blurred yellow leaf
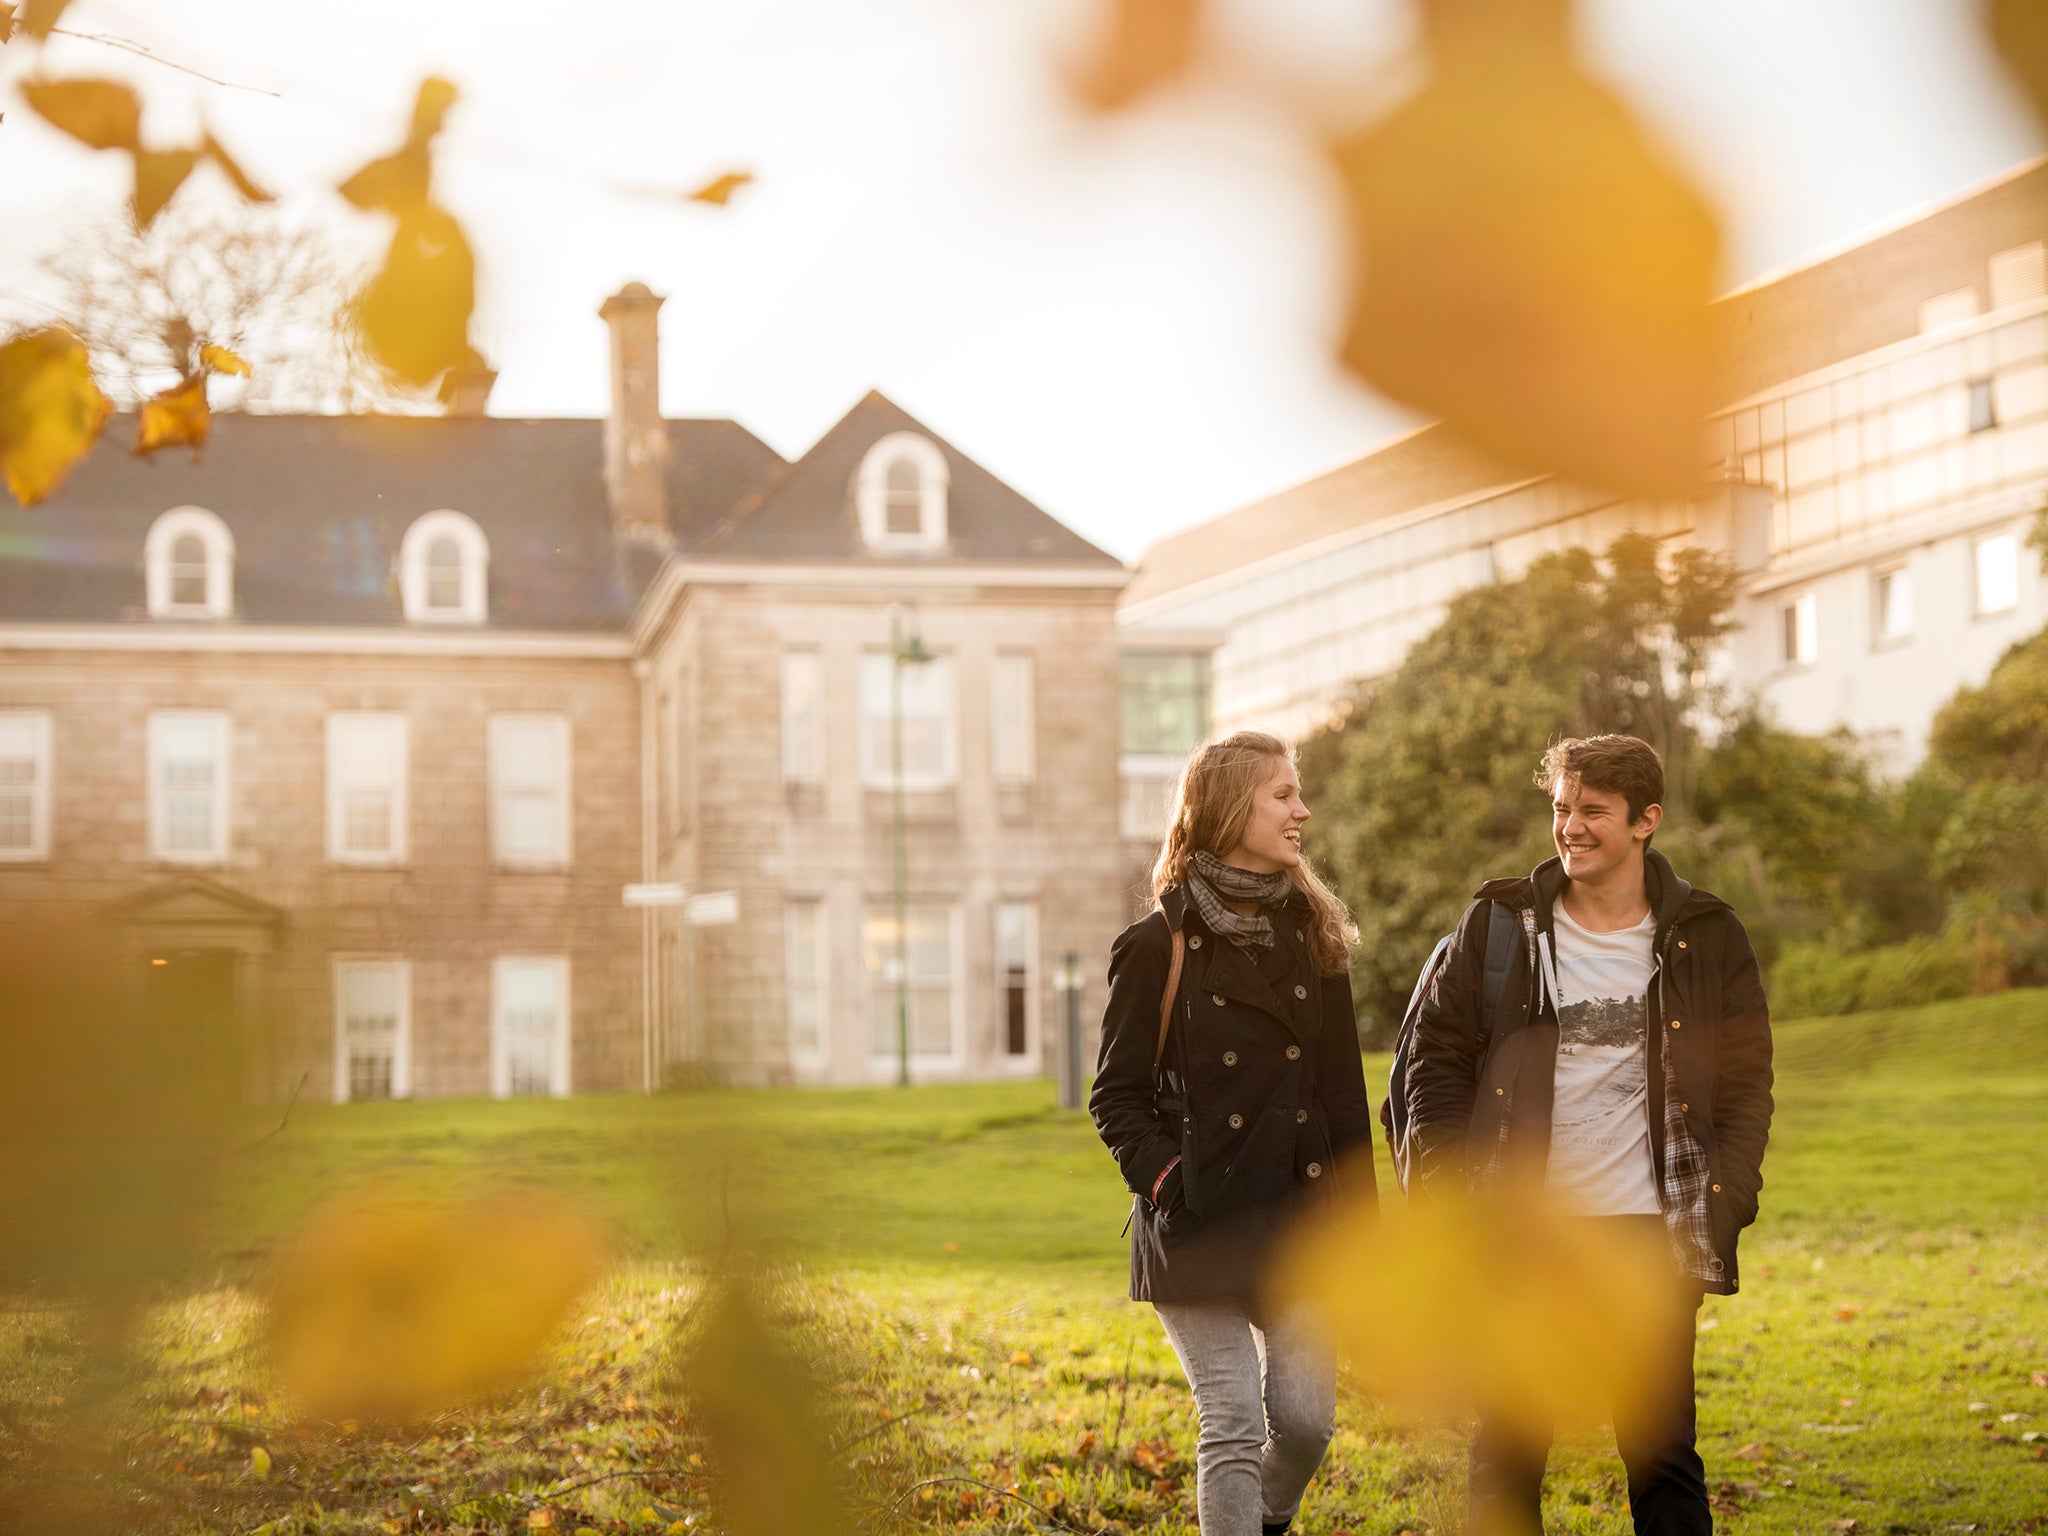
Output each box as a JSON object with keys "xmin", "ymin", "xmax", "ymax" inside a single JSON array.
[
  {"xmin": 1331, "ymin": 1, "xmax": 1721, "ymax": 499},
  {"xmin": 0, "ymin": 5, "xmax": 18, "ymax": 45},
  {"xmin": 527, "ymin": 1511, "xmax": 555, "ymax": 1530},
  {"xmin": 686, "ymin": 1283, "xmax": 846, "ymax": 1536},
  {"xmin": 1992, "ymin": 0, "xmax": 2048, "ymax": 129},
  {"xmin": 248, "ymin": 1444, "xmax": 272, "ymax": 1481},
  {"xmin": 1272, "ymin": 1163, "xmax": 1689, "ymax": 1442},
  {"xmin": 0, "ymin": 326, "xmax": 110, "ymax": 506},
  {"xmin": 200, "ymin": 343, "xmax": 251, "ymax": 378},
  {"xmin": 267, "ymin": 1191, "xmax": 604, "ymax": 1423},
  {"xmin": 20, "ymin": 0, "xmax": 70, "ymax": 38},
  {"xmin": 23, "ymin": 76, "xmax": 142, "ymax": 150},
  {"xmin": 340, "ymin": 77, "xmax": 459, "ymax": 215},
  {"xmin": 687, "ymin": 171, "xmax": 753, "ymax": 206},
  {"xmin": 1008, "ymin": 1349, "xmax": 1033, "ymax": 1366},
  {"xmin": 133, "ymin": 375, "xmax": 210, "ymax": 458},
  {"xmin": 1065, "ymin": 0, "xmax": 1203, "ymax": 112},
  {"xmin": 132, "ymin": 146, "xmax": 199, "ymax": 228},
  {"xmin": 203, "ymin": 131, "xmax": 274, "ymax": 205},
  {"xmin": 355, "ymin": 205, "xmax": 477, "ymax": 386}
]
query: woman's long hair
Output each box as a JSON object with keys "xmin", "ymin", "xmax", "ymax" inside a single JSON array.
[{"xmin": 1150, "ymin": 730, "xmax": 1356, "ymax": 976}]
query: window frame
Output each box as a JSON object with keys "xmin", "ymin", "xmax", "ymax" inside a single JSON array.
[
  {"xmin": 147, "ymin": 709, "xmax": 230, "ymax": 864},
  {"xmin": 331, "ymin": 956, "xmax": 412, "ymax": 1103},
  {"xmin": 1967, "ymin": 377, "xmax": 1997, "ymax": 434},
  {"xmin": 0, "ymin": 709, "xmax": 53, "ymax": 862},
  {"xmin": 325, "ymin": 712, "xmax": 409, "ymax": 866},
  {"xmin": 491, "ymin": 955, "xmax": 571, "ymax": 1098},
  {"xmin": 144, "ymin": 506, "xmax": 234, "ymax": 620},
  {"xmin": 858, "ymin": 652, "xmax": 957, "ymax": 790},
  {"xmin": 1975, "ymin": 532, "xmax": 2021, "ymax": 617},
  {"xmin": 863, "ymin": 902, "xmax": 963, "ymax": 1073},
  {"xmin": 1781, "ymin": 592, "xmax": 1819, "ymax": 667},
  {"xmin": 488, "ymin": 713, "xmax": 572, "ymax": 869},
  {"xmin": 990, "ymin": 652, "xmax": 1036, "ymax": 785},
  {"xmin": 1872, "ymin": 565, "xmax": 1914, "ymax": 647},
  {"xmin": 780, "ymin": 650, "xmax": 825, "ymax": 783},
  {"xmin": 994, "ymin": 900, "xmax": 1037, "ymax": 1065},
  {"xmin": 398, "ymin": 509, "xmax": 490, "ymax": 624},
  {"xmin": 854, "ymin": 432, "xmax": 949, "ymax": 552},
  {"xmin": 785, "ymin": 896, "xmax": 830, "ymax": 1071}
]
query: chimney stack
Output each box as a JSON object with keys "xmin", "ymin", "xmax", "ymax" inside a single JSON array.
[
  {"xmin": 437, "ymin": 359, "xmax": 498, "ymax": 418},
  {"xmin": 599, "ymin": 282, "xmax": 671, "ymax": 549}
]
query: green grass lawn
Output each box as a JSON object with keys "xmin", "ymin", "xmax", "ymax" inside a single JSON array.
[{"xmin": 3, "ymin": 989, "xmax": 2045, "ymax": 1535}]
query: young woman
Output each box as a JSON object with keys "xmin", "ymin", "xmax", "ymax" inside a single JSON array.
[{"xmin": 1090, "ymin": 731, "xmax": 1377, "ymax": 1536}]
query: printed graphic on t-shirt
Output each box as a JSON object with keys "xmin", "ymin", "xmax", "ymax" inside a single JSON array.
[{"xmin": 1547, "ymin": 908, "xmax": 1661, "ymax": 1215}]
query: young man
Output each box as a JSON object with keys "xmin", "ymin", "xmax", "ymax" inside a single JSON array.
[{"xmin": 1405, "ymin": 734, "xmax": 1773, "ymax": 1536}]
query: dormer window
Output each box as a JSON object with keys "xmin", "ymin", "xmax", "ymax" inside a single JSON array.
[
  {"xmin": 144, "ymin": 507, "xmax": 234, "ymax": 619},
  {"xmin": 399, "ymin": 509, "xmax": 489, "ymax": 624},
  {"xmin": 856, "ymin": 433, "xmax": 948, "ymax": 552}
]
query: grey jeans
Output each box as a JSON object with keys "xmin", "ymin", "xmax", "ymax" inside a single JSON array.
[{"xmin": 1154, "ymin": 1297, "xmax": 1338, "ymax": 1535}]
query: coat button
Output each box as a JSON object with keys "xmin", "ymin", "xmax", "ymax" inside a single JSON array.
[
  {"xmin": 1494, "ymin": 1087, "xmax": 1504, "ymax": 1096},
  {"xmin": 1285, "ymin": 1044, "xmax": 1301, "ymax": 1061},
  {"xmin": 1295, "ymin": 1109, "xmax": 1308, "ymax": 1124},
  {"xmin": 1212, "ymin": 993, "xmax": 1225, "ymax": 1006},
  {"xmin": 1677, "ymin": 939, "xmax": 1687, "ymax": 950},
  {"xmin": 1188, "ymin": 935, "xmax": 1202, "ymax": 948},
  {"xmin": 1680, "ymin": 1102, "xmax": 1690, "ymax": 1113},
  {"xmin": 1670, "ymin": 1020, "xmax": 1682, "ymax": 1029},
  {"xmin": 1294, "ymin": 984, "xmax": 1308, "ymax": 1000},
  {"xmin": 1296, "ymin": 929, "xmax": 1305, "ymax": 942},
  {"xmin": 1306, "ymin": 1162, "xmax": 1323, "ymax": 1179},
  {"xmin": 1711, "ymin": 1182, "xmax": 1722, "ymax": 1193},
  {"xmin": 1222, "ymin": 1051, "xmax": 1238, "ymax": 1066},
  {"xmin": 1228, "ymin": 1113, "xmax": 1244, "ymax": 1129}
]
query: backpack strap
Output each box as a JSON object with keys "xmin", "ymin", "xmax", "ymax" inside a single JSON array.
[
  {"xmin": 1152, "ymin": 927, "xmax": 1186, "ymax": 1077},
  {"xmin": 1476, "ymin": 899, "xmax": 1519, "ymax": 1047}
]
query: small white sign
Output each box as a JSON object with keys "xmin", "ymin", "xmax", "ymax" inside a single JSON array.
[
  {"xmin": 622, "ymin": 882, "xmax": 687, "ymax": 908},
  {"xmin": 686, "ymin": 890, "xmax": 739, "ymax": 927}
]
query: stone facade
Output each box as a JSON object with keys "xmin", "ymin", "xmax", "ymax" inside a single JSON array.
[{"xmin": 0, "ymin": 294, "xmax": 1129, "ymax": 1101}]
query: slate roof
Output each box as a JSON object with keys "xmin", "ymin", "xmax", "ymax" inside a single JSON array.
[
  {"xmin": 0, "ymin": 412, "xmax": 784, "ymax": 630},
  {"xmin": 696, "ymin": 392, "xmax": 1122, "ymax": 568},
  {"xmin": 0, "ymin": 393, "xmax": 1121, "ymax": 630}
]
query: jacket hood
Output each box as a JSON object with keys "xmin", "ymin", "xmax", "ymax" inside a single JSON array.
[{"xmin": 1474, "ymin": 846, "xmax": 1731, "ymax": 933}]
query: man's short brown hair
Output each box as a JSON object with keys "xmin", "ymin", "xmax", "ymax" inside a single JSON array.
[{"xmin": 1534, "ymin": 734, "xmax": 1665, "ymax": 827}]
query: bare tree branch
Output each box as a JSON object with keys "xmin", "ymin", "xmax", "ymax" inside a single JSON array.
[{"xmin": 47, "ymin": 27, "xmax": 282, "ymax": 96}]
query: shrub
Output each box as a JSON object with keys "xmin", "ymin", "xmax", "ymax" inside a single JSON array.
[
  {"xmin": 1771, "ymin": 934, "xmax": 1976, "ymax": 1019},
  {"xmin": 1771, "ymin": 942, "xmax": 1871, "ymax": 1020}
]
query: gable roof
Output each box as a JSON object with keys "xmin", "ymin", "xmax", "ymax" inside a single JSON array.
[
  {"xmin": 1121, "ymin": 424, "xmax": 1528, "ymax": 611},
  {"xmin": 692, "ymin": 391, "xmax": 1122, "ymax": 568},
  {"xmin": 0, "ymin": 413, "xmax": 784, "ymax": 630}
]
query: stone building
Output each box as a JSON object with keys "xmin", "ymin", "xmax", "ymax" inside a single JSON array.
[
  {"xmin": 0, "ymin": 287, "xmax": 1127, "ymax": 1098},
  {"xmin": 1120, "ymin": 158, "xmax": 2048, "ymax": 776}
]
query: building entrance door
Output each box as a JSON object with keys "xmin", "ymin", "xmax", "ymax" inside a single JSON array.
[{"xmin": 143, "ymin": 949, "xmax": 240, "ymax": 1100}]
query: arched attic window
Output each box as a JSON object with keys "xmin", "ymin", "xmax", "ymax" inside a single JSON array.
[
  {"xmin": 144, "ymin": 506, "xmax": 235, "ymax": 619},
  {"xmin": 398, "ymin": 509, "xmax": 489, "ymax": 624},
  {"xmin": 855, "ymin": 432, "xmax": 949, "ymax": 552}
]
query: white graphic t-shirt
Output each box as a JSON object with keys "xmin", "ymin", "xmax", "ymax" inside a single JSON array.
[{"xmin": 1545, "ymin": 905, "xmax": 1660, "ymax": 1215}]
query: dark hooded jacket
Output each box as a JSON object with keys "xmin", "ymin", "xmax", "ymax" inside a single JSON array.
[
  {"xmin": 1090, "ymin": 884, "xmax": 1378, "ymax": 1304},
  {"xmin": 1405, "ymin": 848, "xmax": 1773, "ymax": 1295}
]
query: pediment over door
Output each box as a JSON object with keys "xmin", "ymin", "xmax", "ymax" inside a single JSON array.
[{"xmin": 105, "ymin": 875, "xmax": 285, "ymax": 954}]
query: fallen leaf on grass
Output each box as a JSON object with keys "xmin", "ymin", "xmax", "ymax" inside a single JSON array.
[
  {"xmin": 2031, "ymin": 1371, "xmax": 2048, "ymax": 1388},
  {"xmin": 1732, "ymin": 1442, "xmax": 1766, "ymax": 1461},
  {"xmin": 1009, "ymin": 1350, "xmax": 1034, "ymax": 1367},
  {"xmin": 1836, "ymin": 1304, "xmax": 1860, "ymax": 1321},
  {"xmin": 1073, "ymin": 1431, "xmax": 1097, "ymax": 1457},
  {"xmin": 1129, "ymin": 1437, "xmax": 1174, "ymax": 1477},
  {"xmin": 1835, "ymin": 1521, "xmax": 1859, "ymax": 1533},
  {"xmin": 249, "ymin": 1444, "xmax": 271, "ymax": 1480}
]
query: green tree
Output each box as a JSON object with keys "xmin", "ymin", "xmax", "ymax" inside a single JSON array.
[{"xmin": 1300, "ymin": 533, "xmax": 1887, "ymax": 1041}]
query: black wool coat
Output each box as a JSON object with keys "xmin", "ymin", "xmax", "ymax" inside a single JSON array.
[
  {"xmin": 1405, "ymin": 848, "xmax": 1775, "ymax": 1294},
  {"xmin": 1089, "ymin": 884, "xmax": 1378, "ymax": 1304}
]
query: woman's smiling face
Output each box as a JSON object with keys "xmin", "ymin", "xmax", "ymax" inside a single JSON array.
[{"xmin": 1222, "ymin": 756, "xmax": 1308, "ymax": 874}]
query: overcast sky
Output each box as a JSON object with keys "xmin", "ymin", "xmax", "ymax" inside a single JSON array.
[{"xmin": 1, "ymin": 0, "xmax": 2041, "ymax": 559}]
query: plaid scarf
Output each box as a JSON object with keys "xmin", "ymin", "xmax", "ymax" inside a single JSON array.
[{"xmin": 1186, "ymin": 851, "xmax": 1291, "ymax": 950}]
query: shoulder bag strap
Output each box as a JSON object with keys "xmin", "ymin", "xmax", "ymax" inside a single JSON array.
[{"xmin": 1152, "ymin": 928, "xmax": 1186, "ymax": 1077}]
